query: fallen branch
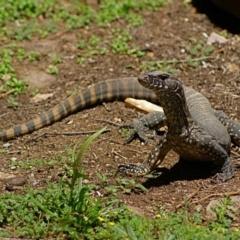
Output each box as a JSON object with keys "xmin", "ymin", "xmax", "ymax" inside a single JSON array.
[
  {"xmin": 25, "ymin": 129, "xmax": 111, "ymax": 143},
  {"xmin": 0, "ymin": 89, "xmax": 14, "ymax": 98},
  {"xmin": 192, "ymin": 190, "xmax": 240, "ymax": 204},
  {"xmin": 96, "ymin": 119, "xmax": 122, "ymax": 127},
  {"xmin": 176, "ymin": 187, "xmax": 202, "ymax": 210}
]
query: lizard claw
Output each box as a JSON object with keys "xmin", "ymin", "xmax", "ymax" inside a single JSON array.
[{"xmin": 212, "ymin": 160, "xmax": 234, "ymax": 182}]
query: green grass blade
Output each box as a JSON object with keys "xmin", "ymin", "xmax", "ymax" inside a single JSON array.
[{"xmin": 74, "ymin": 127, "xmax": 106, "ymax": 168}]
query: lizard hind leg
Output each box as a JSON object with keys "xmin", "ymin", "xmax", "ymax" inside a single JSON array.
[{"xmin": 215, "ymin": 110, "xmax": 240, "ymax": 147}]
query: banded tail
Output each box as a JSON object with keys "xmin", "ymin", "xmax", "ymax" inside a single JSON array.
[{"xmin": 0, "ymin": 77, "xmax": 157, "ymax": 140}]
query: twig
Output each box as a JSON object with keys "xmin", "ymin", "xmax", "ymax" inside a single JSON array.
[
  {"xmin": 0, "ymin": 89, "xmax": 14, "ymax": 98},
  {"xmin": 110, "ymin": 139, "xmax": 149, "ymax": 153},
  {"xmin": 47, "ymin": 130, "xmax": 111, "ymax": 135},
  {"xmin": 6, "ymin": 150, "xmax": 21, "ymax": 155},
  {"xmin": 112, "ymin": 150, "xmax": 127, "ymax": 160},
  {"xmin": 176, "ymin": 187, "xmax": 202, "ymax": 210},
  {"xmin": 231, "ymin": 150, "xmax": 240, "ymax": 157},
  {"xmin": 94, "ymin": 137, "xmax": 111, "ymax": 144},
  {"xmin": 25, "ymin": 129, "xmax": 111, "ymax": 143},
  {"xmin": 96, "ymin": 118, "xmax": 122, "ymax": 127},
  {"xmin": 228, "ymin": 70, "xmax": 240, "ymax": 82},
  {"xmin": 102, "ymin": 102, "xmax": 111, "ymax": 111},
  {"xmin": 192, "ymin": 190, "xmax": 240, "ymax": 204},
  {"xmin": 0, "ymin": 113, "xmax": 8, "ymax": 118}
]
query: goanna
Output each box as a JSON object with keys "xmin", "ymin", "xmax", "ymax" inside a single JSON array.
[
  {"xmin": 119, "ymin": 70, "xmax": 240, "ymax": 182},
  {"xmin": 1, "ymin": 71, "xmax": 240, "ymax": 181},
  {"xmin": 0, "ymin": 77, "xmax": 158, "ymax": 140}
]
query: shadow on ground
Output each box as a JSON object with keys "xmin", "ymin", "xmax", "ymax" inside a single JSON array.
[{"xmin": 142, "ymin": 160, "xmax": 218, "ymax": 189}]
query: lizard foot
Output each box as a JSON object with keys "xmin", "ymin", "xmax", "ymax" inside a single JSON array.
[
  {"xmin": 213, "ymin": 160, "xmax": 234, "ymax": 182},
  {"xmin": 121, "ymin": 123, "xmax": 157, "ymax": 145},
  {"xmin": 117, "ymin": 163, "xmax": 149, "ymax": 176}
]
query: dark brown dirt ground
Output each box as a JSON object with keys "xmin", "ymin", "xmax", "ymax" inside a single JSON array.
[{"xmin": 1, "ymin": 0, "xmax": 240, "ymax": 224}]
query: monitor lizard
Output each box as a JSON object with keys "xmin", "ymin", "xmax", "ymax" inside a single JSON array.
[
  {"xmin": 118, "ymin": 70, "xmax": 240, "ymax": 182},
  {"xmin": 0, "ymin": 72, "xmax": 239, "ymax": 181}
]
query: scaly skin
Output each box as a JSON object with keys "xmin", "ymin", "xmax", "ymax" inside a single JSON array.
[
  {"xmin": 118, "ymin": 70, "xmax": 235, "ymax": 182},
  {"xmin": 1, "ymin": 75, "xmax": 239, "ymax": 146}
]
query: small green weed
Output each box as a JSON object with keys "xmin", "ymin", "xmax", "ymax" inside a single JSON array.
[
  {"xmin": 16, "ymin": 48, "xmax": 26, "ymax": 60},
  {"xmin": 5, "ymin": 78, "xmax": 27, "ymax": 94},
  {"xmin": 66, "ymin": 87, "xmax": 80, "ymax": 97},
  {"xmin": 125, "ymin": 13, "xmax": 143, "ymax": 27},
  {"xmin": 52, "ymin": 55, "xmax": 62, "ymax": 64},
  {"xmin": 27, "ymin": 51, "xmax": 41, "ymax": 61},
  {"xmin": 77, "ymin": 57, "xmax": 85, "ymax": 66},
  {"xmin": 111, "ymin": 29, "xmax": 132, "ymax": 55},
  {"xmin": 0, "ymin": 0, "xmax": 171, "ymax": 42},
  {"xmin": 111, "ymin": 29, "xmax": 144, "ymax": 57},
  {"xmin": 77, "ymin": 39, "xmax": 86, "ymax": 50},
  {"xmin": 7, "ymin": 97, "xmax": 18, "ymax": 109},
  {"xmin": 1, "ymin": 128, "xmax": 240, "ymax": 239},
  {"xmin": 210, "ymin": 197, "xmax": 234, "ymax": 229},
  {"xmin": 10, "ymin": 158, "xmax": 53, "ymax": 170},
  {"xmin": 97, "ymin": 172, "xmax": 146, "ymax": 196},
  {"xmin": 141, "ymin": 59, "xmax": 178, "ymax": 73},
  {"xmin": 31, "ymin": 88, "xmax": 40, "ymax": 97},
  {"xmin": 0, "ymin": 48, "xmax": 27, "ymax": 95},
  {"xmin": 0, "ymin": 128, "xmax": 112, "ymax": 238},
  {"xmin": 0, "ymin": 148, "xmax": 7, "ymax": 154},
  {"xmin": 46, "ymin": 65, "xmax": 59, "ymax": 75},
  {"xmin": 117, "ymin": 178, "xmax": 146, "ymax": 194},
  {"xmin": 185, "ymin": 37, "xmax": 215, "ymax": 68}
]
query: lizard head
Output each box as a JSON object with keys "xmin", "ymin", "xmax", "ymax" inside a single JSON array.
[
  {"xmin": 138, "ymin": 70, "xmax": 183, "ymax": 95},
  {"xmin": 138, "ymin": 70, "xmax": 190, "ymax": 122}
]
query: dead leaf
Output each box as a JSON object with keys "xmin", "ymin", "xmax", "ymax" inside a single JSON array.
[{"xmin": 31, "ymin": 93, "xmax": 54, "ymax": 103}]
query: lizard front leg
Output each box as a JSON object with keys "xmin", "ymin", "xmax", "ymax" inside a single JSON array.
[
  {"xmin": 118, "ymin": 133, "xmax": 171, "ymax": 176},
  {"xmin": 122, "ymin": 111, "xmax": 167, "ymax": 145}
]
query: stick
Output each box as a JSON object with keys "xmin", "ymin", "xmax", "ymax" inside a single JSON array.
[
  {"xmin": 192, "ymin": 190, "xmax": 240, "ymax": 204},
  {"xmin": 25, "ymin": 129, "xmax": 111, "ymax": 143}
]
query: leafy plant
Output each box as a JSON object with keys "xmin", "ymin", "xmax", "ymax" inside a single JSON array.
[
  {"xmin": 0, "ymin": 128, "xmax": 108, "ymax": 238},
  {"xmin": 0, "ymin": 48, "xmax": 27, "ymax": 94},
  {"xmin": 46, "ymin": 65, "xmax": 59, "ymax": 75},
  {"xmin": 53, "ymin": 55, "xmax": 62, "ymax": 64},
  {"xmin": 7, "ymin": 97, "xmax": 18, "ymax": 108},
  {"xmin": 210, "ymin": 197, "xmax": 234, "ymax": 228},
  {"xmin": 27, "ymin": 51, "xmax": 41, "ymax": 61}
]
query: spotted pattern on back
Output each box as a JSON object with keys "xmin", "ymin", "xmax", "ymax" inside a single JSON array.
[{"xmin": 118, "ymin": 70, "xmax": 235, "ymax": 182}]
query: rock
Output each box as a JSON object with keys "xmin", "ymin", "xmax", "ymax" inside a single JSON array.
[
  {"xmin": 20, "ymin": 39, "xmax": 60, "ymax": 55},
  {"xmin": 16, "ymin": 67, "xmax": 57, "ymax": 90},
  {"xmin": 31, "ymin": 93, "xmax": 54, "ymax": 103},
  {"xmin": 207, "ymin": 32, "xmax": 227, "ymax": 45},
  {"xmin": 206, "ymin": 196, "xmax": 240, "ymax": 221}
]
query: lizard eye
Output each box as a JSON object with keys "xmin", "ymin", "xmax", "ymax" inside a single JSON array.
[{"xmin": 160, "ymin": 74, "xmax": 169, "ymax": 80}]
